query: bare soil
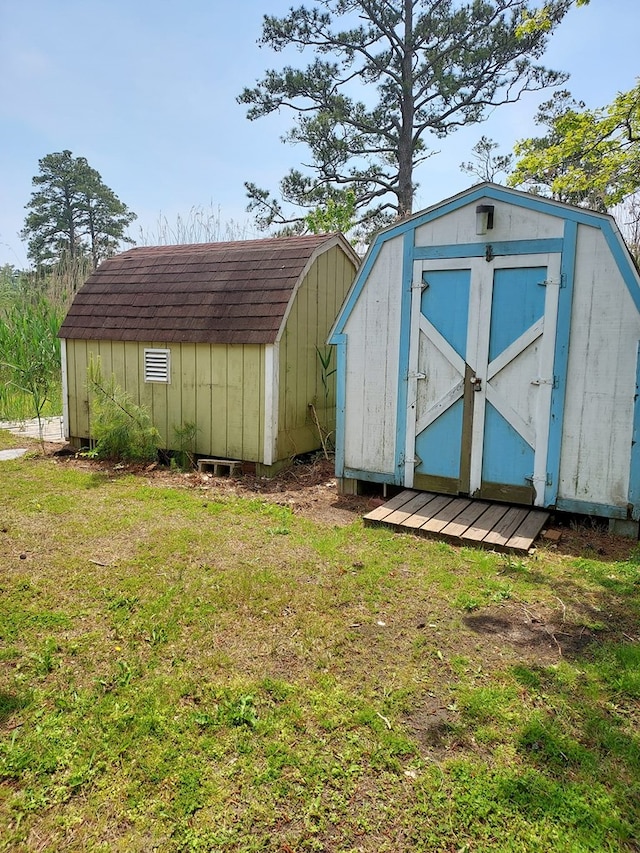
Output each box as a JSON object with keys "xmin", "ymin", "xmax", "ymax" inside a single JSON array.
[{"xmin": 48, "ymin": 447, "xmax": 373, "ymax": 526}]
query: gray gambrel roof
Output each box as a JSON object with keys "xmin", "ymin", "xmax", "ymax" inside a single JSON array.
[{"xmin": 59, "ymin": 234, "xmax": 358, "ymax": 345}]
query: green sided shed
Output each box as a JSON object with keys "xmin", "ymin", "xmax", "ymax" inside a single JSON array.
[{"xmin": 59, "ymin": 234, "xmax": 359, "ymax": 474}]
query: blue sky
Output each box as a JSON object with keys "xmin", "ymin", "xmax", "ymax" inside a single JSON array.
[{"xmin": 1, "ymin": 0, "xmax": 638, "ymax": 267}]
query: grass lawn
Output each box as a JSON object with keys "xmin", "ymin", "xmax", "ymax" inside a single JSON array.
[{"xmin": 1, "ymin": 439, "xmax": 639, "ymax": 851}]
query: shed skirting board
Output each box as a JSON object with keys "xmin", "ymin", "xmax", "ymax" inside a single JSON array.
[
  {"xmin": 342, "ymin": 481, "xmax": 635, "ymax": 527},
  {"xmin": 60, "ymin": 338, "xmax": 69, "ymax": 441},
  {"xmin": 344, "ymin": 468, "xmax": 397, "ymax": 485},
  {"xmin": 554, "ymin": 497, "xmax": 631, "ymax": 520}
]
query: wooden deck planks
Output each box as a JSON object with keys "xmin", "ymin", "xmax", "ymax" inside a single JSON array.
[
  {"xmin": 463, "ymin": 503, "xmax": 511, "ymax": 542},
  {"xmin": 506, "ymin": 510, "xmax": 552, "ymax": 552},
  {"xmin": 363, "ymin": 490, "xmax": 420, "ymax": 522},
  {"xmin": 482, "ymin": 507, "xmax": 531, "ymax": 548},
  {"xmin": 402, "ymin": 494, "xmax": 454, "ymax": 529},
  {"xmin": 440, "ymin": 500, "xmax": 492, "ymax": 538},
  {"xmin": 384, "ymin": 491, "xmax": 439, "ymax": 526},
  {"xmin": 420, "ymin": 498, "xmax": 472, "ymax": 533},
  {"xmin": 363, "ymin": 490, "xmax": 549, "ymax": 552}
]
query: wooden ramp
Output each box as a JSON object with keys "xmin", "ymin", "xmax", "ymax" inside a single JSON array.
[{"xmin": 363, "ymin": 490, "xmax": 549, "ymax": 553}]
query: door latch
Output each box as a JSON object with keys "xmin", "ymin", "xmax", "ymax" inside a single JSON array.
[{"xmin": 470, "ymin": 376, "xmax": 482, "ymax": 392}]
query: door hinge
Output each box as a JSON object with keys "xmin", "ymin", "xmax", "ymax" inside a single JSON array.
[
  {"xmin": 525, "ymin": 473, "xmax": 552, "ymax": 487},
  {"xmin": 407, "ymin": 371, "xmax": 426, "ymax": 380},
  {"xmin": 538, "ymin": 274, "xmax": 566, "ymax": 288},
  {"xmin": 530, "ymin": 375, "xmax": 558, "ymax": 388}
]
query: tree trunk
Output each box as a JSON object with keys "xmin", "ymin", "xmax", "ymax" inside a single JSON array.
[
  {"xmin": 87, "ymin": 201, "xmax": 99, "ymax": 269},
  {"xmin": 64, "ymin": 187, "xmax": 77, "ymax": 260},
  {"xmin": 397, "ymin": 0, "xmax": 415, "ymax": 218}
]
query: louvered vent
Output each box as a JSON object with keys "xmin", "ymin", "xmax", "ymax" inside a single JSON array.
[{"xmin": 144, "ymin": 348, "xmax": 170, "ymax": 383}]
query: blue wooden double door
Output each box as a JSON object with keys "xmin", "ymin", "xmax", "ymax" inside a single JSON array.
[{"xmin": 406, "ymin": 253, "xmax": 562, "ymax": 506}]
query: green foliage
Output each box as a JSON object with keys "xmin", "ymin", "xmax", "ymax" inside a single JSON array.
[
  {"xmin": 305, "ymin": 190, "xmax": 356, "ymax": 236},
  {"xmin": 0, "ymin": 290, "xmax": 62, "ymax": 435},
  {"xmin": 316, "ymin": 346, "xmax": 336, "ymax": 405},
  {"xmin": 509, "ymin": 80, "xmax": 640, "ymax": 212},
  {"xmin": 38, "ymin": 254, "xmax": 94, "ymax": 309},
  {"xmin": 2, "ymin": 255, "xmax": 92, "ymax": 317},
  {"xmin": 223, "ymin": 693, "xmax": 258, "ymax": 729},
  {"xmin": 86, "ymin": 357, "xmax": 159, "ymax": 462},
  {"xmin": 239, "ymin": 1, "xmax": 579, "ymax": 234},
  {"xmin": 0, "ymin": 383, "xmax": 61, "ymax": 424},
  {"xmin": 311, "ymin": 346, "xmax": 337, "ymax": 457},
  {"xmin": 22, "ymin": 149, "xmax": 136, "ymax": 269},
  {"xmin": 517, "ymin": 0, "xmax": 589, "ymax": 33},
  {"xmin": 0, "ymin": 264, "xmax": 21, "ymax": 309},
  {"xmin": 30, "ymin": 637, "xmax": 60, "ymax": 677}
]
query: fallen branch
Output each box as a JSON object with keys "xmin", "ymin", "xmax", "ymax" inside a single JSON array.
[
  {"xmin": 308, "ymin": 403, "xmax": 329, "ymax": 460},
  {"xmin": 376, "ymin": 711, "xmax": 392, "ymax": 730}
]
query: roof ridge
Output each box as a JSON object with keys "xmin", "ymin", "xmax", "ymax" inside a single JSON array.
[{"xmin": 123, "ymin": 234, "xmax": 336, "ymax": 255}]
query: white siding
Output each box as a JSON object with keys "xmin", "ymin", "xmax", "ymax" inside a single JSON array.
[
  {"xmin": 414, "ymin": 198, "xmax": 564, "ymax": 247},
  {"xmin": 343, "ymin": 236, "xmax": 403, "ymax": 474},
  {"xmin": 558, "ymin": 225, "xmax": 640, "ymax": 507}
]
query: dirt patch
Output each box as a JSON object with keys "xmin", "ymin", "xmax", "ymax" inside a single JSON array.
[
  {"xmin": 403, "ymin": 698, "xmax": 459, "ymax": 758},
  {"xmin": 51, "ymin": 448, "xmax": 374, "ymax": 526},
  {"xmin": 538, "ymin": 519, "xmax": 637, "ymax": 561},
  {"xmin": 463, "ymin": 603, "xmax": 597, "ymax": 658}
]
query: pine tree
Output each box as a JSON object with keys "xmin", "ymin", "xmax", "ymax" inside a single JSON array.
[
  {"xmin": 239, "ymin": 0, "xmax": 588, "ymax": 234},
  {"xmin": 22, "ymin": 150, "xmax": 136, "ymax": 269}
]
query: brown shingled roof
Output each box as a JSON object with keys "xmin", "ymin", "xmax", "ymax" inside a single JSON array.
[{"xmin": 59, "ymin": 234, "xmax": 349, "ymax": 345}]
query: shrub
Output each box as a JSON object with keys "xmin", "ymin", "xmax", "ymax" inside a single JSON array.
[{"xmin": 86, "ymin": 357, "xmax": 159, "ymax": 462}]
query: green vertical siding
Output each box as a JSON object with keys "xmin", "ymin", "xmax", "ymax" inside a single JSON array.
[
  {"xmin": 194, "ymin": 344, "xmax": 213, "ymax": 455},
  {"xmin": 210, "ymin": 346, "xmax": 228, "ymax": 454},
  {"xmin": 68, "ymin": 339, "xmax": 90, "ymax": 439},
  {"xmin": 277, "ymin": 244, "xmax": 357, "ymax": 457},
  {"xmin": 64, "ymin": 340, "xmax": 265, "ymax": 461}
]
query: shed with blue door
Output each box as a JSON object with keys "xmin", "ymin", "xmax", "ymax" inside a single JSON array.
[{"xmin": 329, "ymin": 183, "xmax": 640, "ymax": 535}]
